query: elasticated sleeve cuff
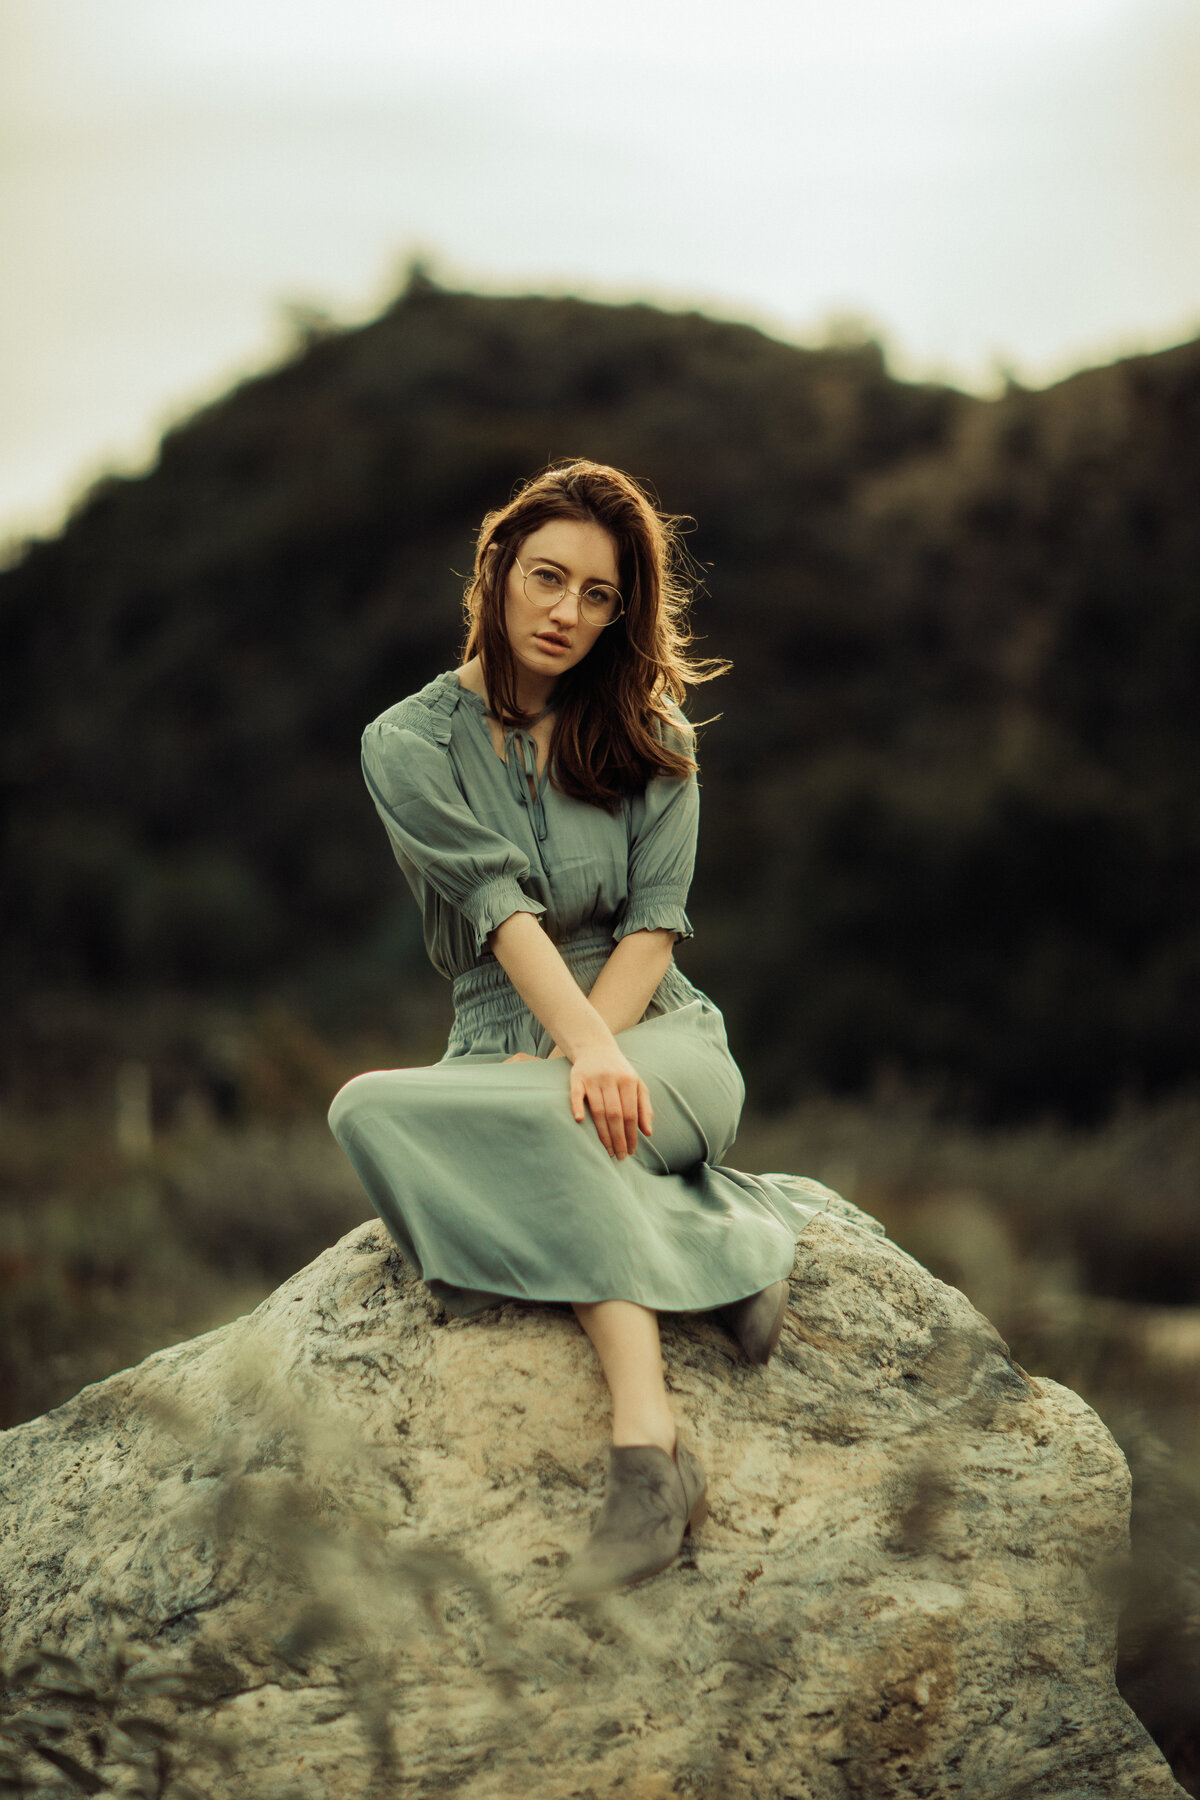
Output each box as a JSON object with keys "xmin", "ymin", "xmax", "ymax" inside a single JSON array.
[
  {"xmin": 613, "ymin": 884, "xmax": 694, "ymax": 945},
  {"xmin": 460, "ymin": 877, "xmax": 547, "ymax": 956}
]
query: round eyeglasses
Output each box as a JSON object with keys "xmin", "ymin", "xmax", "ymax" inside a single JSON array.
[{"xmin": 513, "ymin": 557, "xmax": 624, "ymax": 628}]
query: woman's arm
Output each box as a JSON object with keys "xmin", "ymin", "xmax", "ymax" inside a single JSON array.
[
  {"xmin": 489, "ymin": 911, "xmax": 654, "ymax": 1160},
  {"xmin": 544, "ymin": 925, "xmax": 674, "ymax": 1073},
  {"xmin": 580, "ymin": 928, "xmax": 676, "ymax": 1037}
]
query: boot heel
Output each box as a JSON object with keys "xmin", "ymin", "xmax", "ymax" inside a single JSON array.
[{"xmin": 675, "ymin": 1440, "xmax": 708, "ymax": 1536}]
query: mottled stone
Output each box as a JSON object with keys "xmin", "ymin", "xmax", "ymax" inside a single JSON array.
[{"xmin": 0, "ymin": 1211, "xmax": 1184, "ymax": 1799}]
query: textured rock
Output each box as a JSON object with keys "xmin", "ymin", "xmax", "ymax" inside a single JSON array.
[{"xmin": 0, "ymin": 1210, "xmax": 1184, "ymax": 1800}]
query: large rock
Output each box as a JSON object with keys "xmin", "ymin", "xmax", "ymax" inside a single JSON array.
[{"xmin": 0, "ymin": 1210, "xmax": 1184, "ymax": 1799}]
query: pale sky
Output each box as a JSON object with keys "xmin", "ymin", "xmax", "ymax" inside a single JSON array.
[{"xmin": 2, "ymin": 0, "xmax": 1198, "ymax": 549}]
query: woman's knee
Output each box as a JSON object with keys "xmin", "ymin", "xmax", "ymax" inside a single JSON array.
[{"xmin": 327, "ymin": 1069, "xmax": 403, "ymax": 1143}]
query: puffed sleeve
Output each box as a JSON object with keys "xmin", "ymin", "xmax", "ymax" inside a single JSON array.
[
  {"xmin": 361, "ymin": 714, "xmax": 546, "ymax": 955},
  {"xmin": 614, "ymin": 712, "xmax": 699, "ymax": 944}
]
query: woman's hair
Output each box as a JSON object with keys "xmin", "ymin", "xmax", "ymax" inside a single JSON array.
[{"xmin": 461, "ymin": 459, "xmax": 728, "ymax": 807}]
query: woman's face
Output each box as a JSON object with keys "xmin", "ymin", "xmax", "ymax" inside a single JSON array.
[{"xmin": 503, "ymin": 516, "xmax": 621, "ymax": 687}]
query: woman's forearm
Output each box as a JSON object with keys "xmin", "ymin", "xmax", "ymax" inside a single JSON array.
[
  {"xmin": 584, "ymin": 928, "xmax": 676, "ymax": 1037},
  {"xmin": 489, "ymin": 912, "xmax": 617, "ymax": 1058},
  {"xmin": 489, "ymin": 916, "xmax": 675, "ymax": 1058},
  {"xmin": 490, "ymin": 912, "xmax": 656, "ymax": 1157}
]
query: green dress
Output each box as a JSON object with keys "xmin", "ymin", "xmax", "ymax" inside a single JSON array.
[{"xmin": 328, "ymin": 669, "xmax": 856, "ymax": 1317}]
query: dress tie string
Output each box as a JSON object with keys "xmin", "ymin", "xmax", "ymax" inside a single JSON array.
[{"xmin": 487, "ymin": 707, "xmax": 551, "ymax": 843}]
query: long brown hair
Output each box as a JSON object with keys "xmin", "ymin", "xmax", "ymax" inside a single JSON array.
[{"xmin": 462, "ymin": 460, "xmax": 728, "ymax": 807}]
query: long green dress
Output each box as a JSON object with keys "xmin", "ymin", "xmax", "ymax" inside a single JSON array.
[{"xmin": 328, "ymin": 669, "xmax": 863, "ymax": 1317}]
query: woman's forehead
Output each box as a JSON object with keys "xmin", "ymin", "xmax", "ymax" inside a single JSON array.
[{"xmin": 518, "ymin": 516, "xmax": 620, "ymax": 582}]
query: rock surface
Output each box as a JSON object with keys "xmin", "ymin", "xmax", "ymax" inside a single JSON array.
[{"xmin": 0, "ymin": 1209, "xmax": 1185, "ymax": 1799}]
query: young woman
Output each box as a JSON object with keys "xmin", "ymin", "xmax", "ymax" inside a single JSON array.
[{"xmin": 328, "ymin": 460, "xmax": 842, "ymax": 1596}]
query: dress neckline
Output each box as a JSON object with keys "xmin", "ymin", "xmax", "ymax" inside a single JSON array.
[
  {"xmin": 448, "ymin": 668, "xmax": 556, "ymax": 726},
  {"xmin": 446, "ymin": 670, "xmax": 553, "ymax": 829}
]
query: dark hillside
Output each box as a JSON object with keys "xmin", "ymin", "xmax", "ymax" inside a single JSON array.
[{"xmin": 2, "ymin": 276, "xmax": 1198, "ymax": 1119}]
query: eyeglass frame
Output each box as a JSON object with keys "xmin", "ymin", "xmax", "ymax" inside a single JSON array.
[{"xmin": 512, "ymin": 556, "xmax": 625, "ymax": 628}]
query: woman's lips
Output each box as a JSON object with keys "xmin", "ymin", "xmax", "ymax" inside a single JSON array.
[{"xmin": 534, "ymin": 633, "xmax": 570, "ymax": 655}]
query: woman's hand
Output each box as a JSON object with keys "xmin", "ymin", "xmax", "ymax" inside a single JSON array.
[
  {"xmin": 487, "ymin": 914, "xmax": 653, "ymax": 1157},
  {"xmin": 503, "ymin": 1043, "xmax": 651, "ymax": 1158},
  {"xmin": 568, "ymin": 1038, "xmax": 653, "ymax": 1160}
]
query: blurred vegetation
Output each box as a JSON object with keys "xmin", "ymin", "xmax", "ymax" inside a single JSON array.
[
  {"xmin": 0, "ymin": 1381, "xmax": 520, "ymax": 1800},
  {"xmin": 2, "ymin": 273, "xmax": 1198, "ymax": 1122}
]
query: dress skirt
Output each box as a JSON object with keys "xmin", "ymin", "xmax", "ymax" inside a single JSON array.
[{"xmin": 328, "ymin": 928, "xmax": 855, "ymax": 1318}]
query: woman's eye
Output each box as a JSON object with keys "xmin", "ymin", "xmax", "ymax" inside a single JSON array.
[{"xmin": 531, "ymin": 567, "xmax": 560, "ymax": 587}]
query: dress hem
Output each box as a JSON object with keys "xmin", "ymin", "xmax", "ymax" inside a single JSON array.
[{"xmin": 410, "ymin": 1198, "xmax": 833, "ymax": 1319}]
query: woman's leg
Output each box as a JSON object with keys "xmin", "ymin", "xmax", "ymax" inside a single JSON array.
[{"xmin": 572, "ymin": 1300, "xmax": 677, "ymax": 1454}]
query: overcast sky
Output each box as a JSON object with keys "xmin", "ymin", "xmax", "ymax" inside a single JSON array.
[{"xmin": 2, "ymin": 0, "xmax": 1198, "ymax": 548}]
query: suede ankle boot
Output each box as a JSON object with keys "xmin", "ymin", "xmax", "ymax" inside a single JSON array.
[
  {"xmin": 721, "ymin": 1278, "xmax": 789, "ymax": 1364},
  {"xmin": 565, "ymin": 1440, "xmax": 708, "ymax": 1598}
]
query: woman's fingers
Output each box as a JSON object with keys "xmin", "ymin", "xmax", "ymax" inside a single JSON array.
[
  {"xmin": 606, "ymin": 1082, "xmax": 629, "ymax": 1157},
  {"xmin": 567, "ymin": 1048, "xmax": 654, "ymax": 1161},
  {"xmin": 580, "ymin": 1074, "xmax": 645, "ymax": 1159},
  {"xmin": 573, "ymin": 1070, "xmax": 618, "ymax": 1158},
  {"xmin": 621, "ymin": 1076, "xmax": 641, "ymax": 1157},
  {"xmin": 588, "ymin": 1095, "xmax": 615, "ymax": 1156},
  {"xmin": 591, "ymin": 1080, "xmax": 620, "ymax": 1158},
  {"xmin": 618, "ymin": 1075, "xmax": 654, "ymax": 1155},
  {"xmin": 596, "ymin": 1078, "xmax": 626, "ymax": 1159}
]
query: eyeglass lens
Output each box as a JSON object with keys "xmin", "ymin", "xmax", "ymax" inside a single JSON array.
[{"xmin": 522, "ymin": 563, "xmax": 622, "ymax": 625}]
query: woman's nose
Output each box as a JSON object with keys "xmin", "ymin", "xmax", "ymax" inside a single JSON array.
[{"xmin": 548, "ymin": 590, "xmax": 582, "ymax": 623}]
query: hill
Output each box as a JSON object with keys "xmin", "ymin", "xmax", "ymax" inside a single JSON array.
[{"xmin": 2, "ymin": 275, "xmax": 1198, "ymax": 1118}]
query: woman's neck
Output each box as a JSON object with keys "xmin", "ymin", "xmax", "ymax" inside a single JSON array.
[{"xmin": 458, "ymin": 655, "xmax": 557, "ymax": 719}]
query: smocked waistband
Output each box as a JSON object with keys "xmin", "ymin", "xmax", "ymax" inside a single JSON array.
[{"xmin": 450, "ymin": 926, "xmax": 617, "ymax": 1026}]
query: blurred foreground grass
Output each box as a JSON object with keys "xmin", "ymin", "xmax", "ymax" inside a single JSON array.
[{"xmin": 1, "ymin": 1011, "xmax": 1198, "ymax": 1789}]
